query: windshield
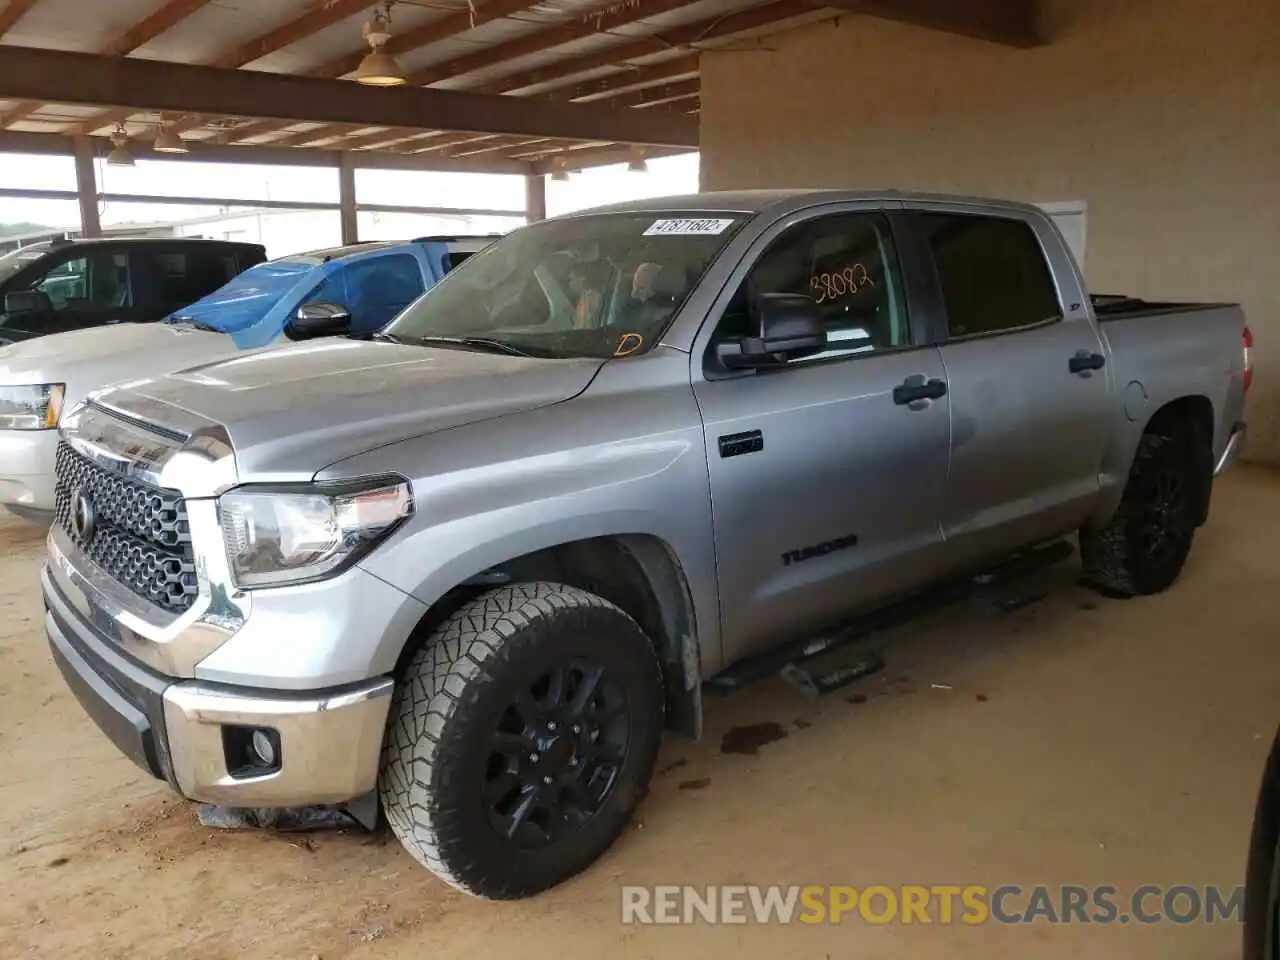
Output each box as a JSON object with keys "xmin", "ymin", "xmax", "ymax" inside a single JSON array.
[
  {"xmin": 165, "ymin": 258, "xmax": 315, "ymax": 332},
  {"xmin": 0, "ymin": 245, "xmax": 50, "ymax": 284},
  {"xmin": 383, "ymin": 212, "xmax": 746, "ymax": 359}
]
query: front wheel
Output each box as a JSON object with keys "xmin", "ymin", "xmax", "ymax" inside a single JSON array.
[{"xmin": 379, "ymin": 582, "xmax": 665, "ymax": 899}]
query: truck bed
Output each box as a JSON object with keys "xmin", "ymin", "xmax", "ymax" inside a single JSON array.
[{"xmin": 1091, "ymin": 294, "xmax": 1239, "ymax": 321}]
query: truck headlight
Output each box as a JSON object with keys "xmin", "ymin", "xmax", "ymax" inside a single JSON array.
[
  {"xmin": 219, "ymin": 477, "xmax": 414, "ymax": 589},
  {"xmin": 0, "ymin": 383, "xmax": 65, "ymax": 430}
]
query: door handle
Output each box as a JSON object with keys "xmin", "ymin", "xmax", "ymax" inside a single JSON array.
[
  {"xmin": 1069, "ymin": 350, "xmax": 1106, "ymax": 374},
  {"xmin": 893, "ymin": 377, "xmax": 947, "ymax": 406}
]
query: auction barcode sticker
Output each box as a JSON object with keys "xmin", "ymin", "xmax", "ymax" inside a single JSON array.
[{"xmin": 643, "ymin": 218, "xmax": 737, "ymax": 236}]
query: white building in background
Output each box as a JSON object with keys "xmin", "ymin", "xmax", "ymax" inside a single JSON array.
[{"xmin": 171, "ymin": 207, "xmax": 523, "ymax": 259}]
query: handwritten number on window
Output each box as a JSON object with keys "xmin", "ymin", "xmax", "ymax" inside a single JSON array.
[{"xmin": 809, "ymin": 264, "xmax": 875, "ymax": 305}]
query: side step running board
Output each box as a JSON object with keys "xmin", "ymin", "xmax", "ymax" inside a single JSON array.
[{"xmin": 705, "ymin": 539, "xmax": 1073, "ymax": 697}]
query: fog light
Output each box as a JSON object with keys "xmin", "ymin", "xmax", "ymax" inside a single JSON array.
[{"xmin": 251, "ymin": 729, "xmax": 277, "ymax": 767}]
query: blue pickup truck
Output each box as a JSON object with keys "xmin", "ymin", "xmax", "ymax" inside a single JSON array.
[{"xmin": 168, "ymin": 235, "xmax": 500, "ymax": 346}]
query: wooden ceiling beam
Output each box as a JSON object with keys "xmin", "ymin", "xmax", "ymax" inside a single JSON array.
[
  {"xmin": 310, "ymin": 0, "xmax": 541, "ymax": 79},
  {"xmin": 589, "ymin": 78, "xmax": 699, "ymax": 109},
  {"xmin": 103, "ymin": 0, "xmax": 216, "ymax": 56},
  {"xmin": 820, "ymin": 0, "xmax": 1042, "ymax": 47},
  {"xmin": 0, "ymin": 99, "xmax": 40, "ymax": 128},
  {"xmin": 407, "ymin": 0, "xmax": 693, "ymax": 87},
  {"xmin": 0, "ymin": 44, "xmax": 698, "ymax": 145},
  {"xmin": 209, "ymin": 0, "xmax": 376, "ymax": 69},
  {"xmin": 531, "ymin": 141, "xmax": 688, "ymax": 172},
  {"xmin": 0, "ymin": 0, "xmax": 37, "ymax": 37},
  {"xmin": 476, "ymin": 0, "xmax": 816, "ymax": 94},
  {"xmin": 66, "ymin": 0, "xmax": 221, "ymax": 135},
  {"xmin": 248, "ymin": 0, "xmax": 685, "ymax": 146},
  {"xmin": 542, "ymin": 54, "xmax": 700, "ymax": 101},
  {"xmin": 0, "ymin": 127, "xmax": 532, "ymax": 172}
]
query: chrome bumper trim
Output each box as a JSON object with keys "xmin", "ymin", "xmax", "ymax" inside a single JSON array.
[
  {"xmin": 1215, "ymin": 423, "xmax": 1246, "ymax": 476},
  {"xmin": 162, "ymin": 677, "xmax": 394, "ymax": 806}
]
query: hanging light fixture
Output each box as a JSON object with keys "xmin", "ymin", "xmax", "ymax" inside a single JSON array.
[
  {"xmin": 106, "ymin": 123, "xmax": 134, "ymax": 166},
  {"xmin": 153, "ymin": 121, "xmax": 189, "ymax": 154},
  {"xmin": 549, "ymin": 157, "xmax": 570, "ymax": 181},
  {"xmin": 355, "ymin": 2, "xmax": 406, "ymax": 86},
  {"xmin": 627, "ymin": 156, "xmax": 649, "ymax": 173}
]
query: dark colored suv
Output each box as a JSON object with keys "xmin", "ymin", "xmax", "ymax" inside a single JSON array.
[{"xmin": 0, "ymin": 237, "xmax": 266, "ymax": 345}]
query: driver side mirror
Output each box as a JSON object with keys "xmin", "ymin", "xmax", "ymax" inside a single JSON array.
[
  {"xmin": 285, "ymin": 301, "xmax": 351, "ymax": 341},
  {"xmin": 715, "ymin": 292, "xmax": 826, "ymax": 370},
  {"xmin": 3, "ymin": 289, "xmax": 53, "ymax": 315}
]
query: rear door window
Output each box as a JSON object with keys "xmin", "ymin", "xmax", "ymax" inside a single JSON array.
[
  {"xmin": 149, "ymin": 249, "xmax": 241, "ymax": 315},
  {"xmin": 919, "ymin": 213, "xmax": 1061, "ymax": 338}
]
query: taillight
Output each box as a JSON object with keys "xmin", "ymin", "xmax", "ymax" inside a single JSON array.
[{"xmin": 1243, "ymin": 325, "xmax": 1254, "ymax": 393}]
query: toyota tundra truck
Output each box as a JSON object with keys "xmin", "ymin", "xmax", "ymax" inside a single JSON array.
[{"xmin": 41, "ymin": 190, "xmax": 1251, "ymax": 901}]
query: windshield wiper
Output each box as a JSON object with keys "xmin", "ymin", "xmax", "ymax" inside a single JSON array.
[
  {"xmin": 407, "ymin": 335, "xmax": 536, "ymax": 358},
  {"xmin": 169, "ymin": 317, "xmax": 220, "ymax": 333}
]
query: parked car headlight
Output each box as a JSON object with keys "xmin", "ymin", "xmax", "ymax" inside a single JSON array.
[
  {"xmin": 219, "ymin": 478, "xmax": 414, "ymax": 588},
  {"xmin": 0, "ymin": 383, "xmax": 65, "ymax": 430}
]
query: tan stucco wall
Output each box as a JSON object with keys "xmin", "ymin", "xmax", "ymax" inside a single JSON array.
[{"xmin": 700, "ymin": 0, "xmax": 1280, "ymax": 462}]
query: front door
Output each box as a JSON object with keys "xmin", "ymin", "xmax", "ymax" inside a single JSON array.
[
  {"xmin": 1, "ymin": 247, "xmax": 139, "ymax": 341},
  {"xmin": 910, "ymin": 208, "xmax": 1112, "ymax": 563},
  {"xmin": 692, "ymin": 209, "xmax": 953, "ymax": 664}
]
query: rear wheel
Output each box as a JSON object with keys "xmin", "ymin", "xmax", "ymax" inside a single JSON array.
[
  {"xmin": 1080, "ymin": 430, "xmax": 1203, "ymax": 597},
  {"xmin": 379, "ymin": 582, "xmax": 664, "ymax": 899}
]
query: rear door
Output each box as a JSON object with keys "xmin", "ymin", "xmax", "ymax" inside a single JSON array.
[
  {"xmin": 139, "ymin": 245, "xmax": 243, "ymax": 321},
  {"xmin": 691, "ymin": 205, "xmax": 953, "ymax": 663},
  {"xmin": 905, "ymin": 204, "xmax": 1111, "ymax": 562}
]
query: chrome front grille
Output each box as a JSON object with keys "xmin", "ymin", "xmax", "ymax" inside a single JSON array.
[{"xmin": 53, "ymin": 441, "xmax": 197, "ymax": 613}]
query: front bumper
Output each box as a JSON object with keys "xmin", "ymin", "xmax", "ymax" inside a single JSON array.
[
  {"xmin": 0, "ymin": 427, "xmax": 57, "ymax": 515},
  {"xmin": 44, "ymin": 563, "xmax": 394, "ymax": 806}
]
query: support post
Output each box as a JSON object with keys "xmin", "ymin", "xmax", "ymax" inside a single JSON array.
[
  {"xmin": 72, "ymin": 136, "xmax": 102, "ymax": 238},
  {"xmin": 524, "ymin": 172, "xmax": 546, "ymax": 223},
  {"xmin": 338, "ymin": 152, "xmax": 358, "ymax": 244}
]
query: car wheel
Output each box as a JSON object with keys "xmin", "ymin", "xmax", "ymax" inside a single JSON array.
[
  {"xmin": 1080, "ymin": 430, "xmax": 1202, "ymax": 597},
  {"xmin": 1246, "ymin": 727, "xmax": 1280, "ymax": 960},
  {"xmin": 379, "ymin": 581, "xmax": 665, "ymax": 899}
]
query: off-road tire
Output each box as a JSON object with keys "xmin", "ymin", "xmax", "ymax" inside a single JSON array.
[
  {"xmin": 379, "ymin": 581, "xmax": 664, "ymax": 900},
  {"xmin": 1080, "ymin": 430, "xmax": 1202, "ymax": 598},
  {"xmin": 1244, "ymin": 726, "xmax": 1280, "ymax": 960}
]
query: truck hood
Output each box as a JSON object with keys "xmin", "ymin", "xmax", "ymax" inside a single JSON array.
[
  {"xmin": 96, "ymin": 338, "xmax": 605, "ymax": 478},
  {"xmin": 0, "ymin": 323, "xmax": 240, "ymax": 404}
]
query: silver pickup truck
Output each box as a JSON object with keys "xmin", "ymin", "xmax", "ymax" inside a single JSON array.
[{"xmin": 42, "ymin": 190, "xmax": 1251, "ymax": 900}]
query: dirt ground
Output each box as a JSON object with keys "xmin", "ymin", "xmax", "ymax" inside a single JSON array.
[{"xmin": 2, "ymin": 469, "xmax": 1278, "ymax": 959}]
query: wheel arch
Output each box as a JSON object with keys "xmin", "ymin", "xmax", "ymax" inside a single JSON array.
[
  {"xmin": 1092, "ymin": 393, "xmax": 1216, "ymax": 528},
  {"xmin": 393, "ymin": 533, "xmax": 705, "ymax": 740}
]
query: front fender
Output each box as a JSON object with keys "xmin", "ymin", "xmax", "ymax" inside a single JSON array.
[{"xmin": 342, "ymin": 365, "xmax": 722, "ymax": 678}]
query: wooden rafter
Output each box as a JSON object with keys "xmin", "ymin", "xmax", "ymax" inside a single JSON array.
[
  {"xmin": 0, "ymin": 0, "xmax": 37, "ymax": 37},
  {"xmin": 308, "ymin": 0, "xmax": 540, "ymax": 79},
  {"xmin": 35, "ymin": 0, "xmax": 218, "ymax": 135},
  {"xmin": 103, "ymin": 0, "xmax": 215, "ymax": 56},
  {"xmin": 589, "ymin": 78, "xmax": 699, "ymax": 109},
  {"xmin": 547, "ymin": 54, "xmax": 700, "ymax": 102},
  {"xmin": 409, "ymin": 0, "xmax": 695, "ymax": 87},
  {"xmin": 208, "ymin": 0, "xmax": 378, "ymax": 69},
  {"xmin": 253, "ymin": 0, "xmax": 691, "ymax": 147},
  {"xmin": 475, "ymin": 0, "xmax": 818, "ymax": 95},
  {"xmin": 821, "ymin": 0, "xmax": 1042, "ymax": 47}
]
